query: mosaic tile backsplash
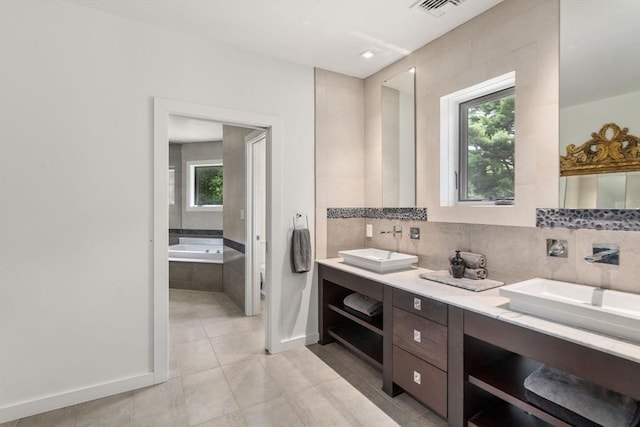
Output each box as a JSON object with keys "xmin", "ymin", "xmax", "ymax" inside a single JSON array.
[
  {"xmin": 536, "ymin": 209, "xmax": 640, "ymax": 231},
  {"xmin": 326, "ymin": 217, "xmax": 639, "ymax": 294},
  {"xmin": 327, "ymin": 207, "xmax": 428, "ymax": 221},
  {"xmin": 326, "ymin": 208, "xmax": 640, "ymax": 230}
]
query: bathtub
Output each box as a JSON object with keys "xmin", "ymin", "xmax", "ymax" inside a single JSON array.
[{"xmin": 169, "ymin": 237, "xmax": 223, "ymax": 263}]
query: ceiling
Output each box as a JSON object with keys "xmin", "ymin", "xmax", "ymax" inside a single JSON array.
[
  {"xmin": 65, "ymin": 0, "xmax": 503, "ymax": 78},
  {"xmin": 168, "ymin": 115, "xmax": 223, "ymax": 143}
]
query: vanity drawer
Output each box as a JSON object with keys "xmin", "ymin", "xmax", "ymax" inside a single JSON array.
[
  {"xmin": 393, "ymin": 288, "xmax": 447, "ymax": 325},
  {"xmin": 392, "ymin": 308, "xmax": 447, "ymax": 371},
  {"xmin": 393, "ymin": 346, "xmax": 447, "ymax": 418}
]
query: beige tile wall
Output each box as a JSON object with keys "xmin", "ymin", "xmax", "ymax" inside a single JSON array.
[
  {"xmin": 223, "ymin": 125, "xmax": 253, "ymax": 244},
  {"xmin": 169, "ymin": 143, "xmax": 182, "ymax": 229},
  {"xmin": 169, "ymin": 261, "xmax": 223, "ymax": 292},
  {"xmin": 221, "ymin": 125, "xmax": 254, "ymax": 310},
  {"xmin": 315, "ymin": 69, "xmax": 365, "ymax": 259},
  {"xmin": 223, "ymin": 247, "xmax": 245, "ymax": 310},
  {"xmin": 327, "ymin": 218, "xmax": 640, "ymax": 294},
  {"xmin": 318, "ymin": 0, "xmax": 638, "ymax": 295},
  {"xmin": 181, "ymin": 140, "xmax": 224, "ymax": 230},
  {"xmin": 363, "ymin": 0, "xmax": 559, "ymax": 227}
]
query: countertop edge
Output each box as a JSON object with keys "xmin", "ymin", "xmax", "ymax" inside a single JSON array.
[{"xmin": 317, "ymin": 258, "xmax": 640, "ymax": 364}]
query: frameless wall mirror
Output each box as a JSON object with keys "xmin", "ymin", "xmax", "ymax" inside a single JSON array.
[
  {"xmin": 382, "ymin": 68, "xmax": 416, "ymax": 207},
  {"xmin": 559, "ymin": 0, "xmax": 640, "ymax": 208}
]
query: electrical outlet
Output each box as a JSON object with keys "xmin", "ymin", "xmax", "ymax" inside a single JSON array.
[
  {"xmin": 413, "ymin": 371, "xmax": 421, "ymax": 385},
  {"xmin": 366, "ymin": 224, "xmax": 373, "ymax": 238},
  {"xmin": 413, "ymin": 329, "xmax": 421, "ymax": 343},
  {"xmin": 413, "ymin": 297, "xmax": 421, "ymax": 311}
]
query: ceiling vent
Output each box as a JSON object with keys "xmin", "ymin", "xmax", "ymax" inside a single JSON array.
[{"xmin": 410, "ymin": 0, "xmax": 466, "ymax": 18}]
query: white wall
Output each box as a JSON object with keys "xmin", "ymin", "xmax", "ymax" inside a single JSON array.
[
  {"xmin": 560, "ymin": 90, "xmax": 640, "ymax": 152},
  {"xmin": 0, "ymin": 0, "xmax": 315, "ymax": 421}
]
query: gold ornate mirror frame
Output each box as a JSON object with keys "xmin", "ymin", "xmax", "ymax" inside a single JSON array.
[{"xmin": 560, "ymin": 123, "xmax": 640, "ymax": 176}]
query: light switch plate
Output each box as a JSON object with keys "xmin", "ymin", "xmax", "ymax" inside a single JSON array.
[
  {"xmin": 413, "ymin": 371, "xmax": 421, "ymax": 385},
  {"xmin": 413, "ymin": 297, "xmax": 421, "ymax": 311},
  {"xmin": 413, "ymin": 329, "xmax": 421, "ymax": 343}
]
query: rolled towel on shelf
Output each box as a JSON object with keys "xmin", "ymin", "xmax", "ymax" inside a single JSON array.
[
  {"xmin": 448, "ymin": 266, "xmax": 488, "ymax": 280},
  {"xmin": 343, "ymin": 293, "xmax": 382, "ymax": 317},
  {"xmin": 524, "ymin": 365, "xmax": 640, "ymax": 427},
  {"xmin": 448, "ymin": 251, "xmax": 486, "ymax": 269}
]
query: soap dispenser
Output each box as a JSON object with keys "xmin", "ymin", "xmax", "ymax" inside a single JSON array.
[{"xmin": 450, "ymin": 250, "xmax": 465, "ymax": 278}]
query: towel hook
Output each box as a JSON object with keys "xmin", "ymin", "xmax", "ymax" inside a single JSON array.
[{"xmin": 293, "ymin": 213, "xmax": 308, "ymax": 230}]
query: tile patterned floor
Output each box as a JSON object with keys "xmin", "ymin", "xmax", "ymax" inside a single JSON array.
[{"xmin": 2, "ymin": 290, "xmax": 447, "ymax": 426}]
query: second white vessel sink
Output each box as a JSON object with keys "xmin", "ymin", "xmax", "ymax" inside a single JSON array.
[
  {"xmin": 338, "ymin": 248, "xmax": 418, "ymax": 274},
  {"xmin": 500, "ymin": 278, "xmax": 640, "ymax": 343}
]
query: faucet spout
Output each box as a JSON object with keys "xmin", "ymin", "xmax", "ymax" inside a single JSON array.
[
  {"xmin": 379, "ymin": 225, "xmax": 403, "ymax": 237},
  {"xmin": 584, "ymin": 246, "xmax": 619, "ymax": 265}
]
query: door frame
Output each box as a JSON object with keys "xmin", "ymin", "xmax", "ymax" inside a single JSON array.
[
  {"xmin": 153, "ymin": 97, "xmax": 278, "ymax": 383},
  {"xmin": 245, "ymin": 130, "xmax": 267, "ymax": 316}
]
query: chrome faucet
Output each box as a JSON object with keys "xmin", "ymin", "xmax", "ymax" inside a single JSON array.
[
  {"xmin": 584, "ymin": 244, "xmax": 619, "ymax": 265},
  {"xmin": 380, "ymin": 225, "xmax": 403, "ymax": 237}
]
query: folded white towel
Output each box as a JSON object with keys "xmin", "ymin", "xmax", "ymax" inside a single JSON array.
[{"xmin": 343, "ymin": 293, "xmax": 382, "ymax": 317}]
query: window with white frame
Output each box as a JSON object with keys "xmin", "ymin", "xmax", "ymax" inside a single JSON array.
[
  {"xmin": 186, "ymin": 159, "xmax": 223, "ymax": 211},
  {"xmin": 440, "ymin": 72, "xmax": 516, "ymax": 206}
]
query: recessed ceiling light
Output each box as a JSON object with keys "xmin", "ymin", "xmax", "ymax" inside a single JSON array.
[{"xmin": 360, "ymin": 50, "xmax": 375, "ymax": 59}]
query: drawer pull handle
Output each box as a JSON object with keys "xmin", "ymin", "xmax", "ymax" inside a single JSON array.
[
  {"xmin": 413, "ymin": 370, "xmax": 421, "ymax": 385},
  {"xmin": 413, "ymin": 297, "xmax": 421, "ymax": 310},
  {"xmin": 413, "ymin": 329, "xmax": 421, "ymax": 343}
]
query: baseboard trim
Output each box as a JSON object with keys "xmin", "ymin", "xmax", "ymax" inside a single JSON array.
[
  {"xmin": 271, "ymin": 332, "xmax": 320, "ymax": 354},
  {"xmin": 0, "ymin": 373, "xmax": 154, "ymax": 424},
  {"xmin": 305, "ymin": 332, "xmax": 320, "ymax": 346}
]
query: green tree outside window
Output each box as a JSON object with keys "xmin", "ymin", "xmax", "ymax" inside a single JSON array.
[
  {"xmin": 194, "ymin": 165, "xmax": 223, "ymax": 205},
  {"xmin": 460, "ymin": 88, "xmax": 515, "ymax": 201}
]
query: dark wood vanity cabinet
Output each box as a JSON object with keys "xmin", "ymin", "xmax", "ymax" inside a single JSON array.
[
  {"xmin": 461, "ymin": 311, "xmax": 640, "ymax": 427},
  {"xmin": 318, "ymin": 264, "xmax": 395, "ymax": 394},
  {"xmin": 318, "ymin": 264, "xmax": 640, "ymax": 427},
  {"xmin": 392, "ymin": 288, "xmax": 449, "ymax": 417},
  {"xmin": 318, "ymin": 265, "xmax": 451, "ymax": 413}
]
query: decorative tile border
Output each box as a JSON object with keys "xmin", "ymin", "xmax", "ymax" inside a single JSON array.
[
  {"xmin": 536, "ymin": 209, "xmax": 640, "ymax": 231},
  {"xmin": 224, "ymin": 238, "xmax": 246, "ymax": 254},
  {"xmin": 327, "ymin": 207, "xmax": 428, "ymax": 221},
  {"xmin": 326, "ymin": 208, "xmax": 366, "ymax": 219},
  {"xmin": 169, "ymin": 228, "xmax": 223, "ymax": 237}
]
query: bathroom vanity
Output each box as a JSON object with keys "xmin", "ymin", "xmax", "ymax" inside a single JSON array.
[{"xmin": 317, "ymin": 260, "xmax": 640, "ymax": 427}]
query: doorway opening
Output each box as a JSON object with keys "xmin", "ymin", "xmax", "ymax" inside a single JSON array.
[{"xmin": 153, "ymin": 98, "xmax": 277, "ymax": 383}]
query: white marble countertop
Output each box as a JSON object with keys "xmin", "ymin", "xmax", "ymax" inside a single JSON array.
[{"xmin": 317, "ymin": 258, "xmax": 640, "ymax": 364}]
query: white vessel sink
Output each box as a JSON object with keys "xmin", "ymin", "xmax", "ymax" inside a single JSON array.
[
  {"xmin": 338, "ymin": 248, "xmax": 418, "ymax": 274},
  {"xmin": 500, "ymin": 278, "xmax": 640, "ymax": 343}
]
